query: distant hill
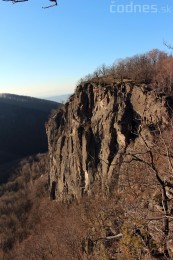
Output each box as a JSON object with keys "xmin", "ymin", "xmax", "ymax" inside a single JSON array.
[
  {"xmin": 46, "ymin": 94, "xmax": 71, "ymax": 103},
  {"xmin": 0, "ymin": 93, "xmax": 60, "ymax": 165}
]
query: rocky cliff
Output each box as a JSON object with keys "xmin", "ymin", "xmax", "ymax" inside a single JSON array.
[{"xmin": 46, "ymin": 81, "xmax": 171, "ymax": 202}]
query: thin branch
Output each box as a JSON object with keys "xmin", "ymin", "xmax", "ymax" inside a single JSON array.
[
  {"xmin": 2, "ymin": 0, "xmax": 28, "ymax": 3},
  {"xmin": 88, "ymin": 153, "xmax": 119, "ymax": 166},
  {"xmin": 164, "ymin": 41, "xmax": 173, "ymax": 50},
  {"xmin": 42, "ymin": 0, "xmax": 58, "ymax": 9},
  {"xmin": 93, "ymin": 233, "xmax": 123, "ymax": 243},
  {"xmin": 148, "ymin": 215, "xmax": 173, "ymax": 221},
  {"xmin": 2, "ymin": 0, "xmax": 58, "ymax": 8},
  {"xmin": 157, "ymin": 124, "xmax": 173, "ymax": 173}
]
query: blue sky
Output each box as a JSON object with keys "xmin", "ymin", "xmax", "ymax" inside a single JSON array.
[{"xmin": 0, "ymin": 0, "xmax": 173, "ymax": 98}]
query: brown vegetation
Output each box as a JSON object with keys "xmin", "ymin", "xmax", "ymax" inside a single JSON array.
[
  {"xmin": 79, "ymin": 49, "xmax": 173, "ymax": 95},
  {"xmin": 118, "ymin": 120, "xmax": 173, "ymax": 259},
  {"xmin": 1, "ymin": 121, "xmax": 173, "ymax": 260},
  {"xmin": 0, "ymin": 153, "xmax": 49, "ymax": 259}
]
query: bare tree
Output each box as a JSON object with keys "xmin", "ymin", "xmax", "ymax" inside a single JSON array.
[{"xmin": 121, "ymin": 121, "xmax": 173, "ymax": 258}]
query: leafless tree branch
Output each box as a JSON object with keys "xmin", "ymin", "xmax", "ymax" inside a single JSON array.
[
  {"xmin": 2, "ymin": 0, "xmax": 58, "ymax": 8},
  {"xmin": 164, "ymin": 41, "xmax": 173, "ymax": 50}
]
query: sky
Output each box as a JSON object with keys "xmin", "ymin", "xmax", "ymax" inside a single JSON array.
[{"xmin": 0, "ymin": 0, "xmax": 173, "ymax": 98}]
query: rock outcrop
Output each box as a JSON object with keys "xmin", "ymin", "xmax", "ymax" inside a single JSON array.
[{"xmin": 46, "ymin": 81, "xmax": 171, "ymax": 201}]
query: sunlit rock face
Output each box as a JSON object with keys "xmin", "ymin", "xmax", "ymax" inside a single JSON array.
[{"xmin": 46, "ymin": 81, "xmax": 170, "ymax": 201}]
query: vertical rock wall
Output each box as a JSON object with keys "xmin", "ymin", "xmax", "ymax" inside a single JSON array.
[{"xmin": 46, "ymin": 82, "xmax": 170, "ymax": 201}]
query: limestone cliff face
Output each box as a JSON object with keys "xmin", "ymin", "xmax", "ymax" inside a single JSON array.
[{"xmin": 46, "ymin": 82, "xmax": 170, "ymax": 201}]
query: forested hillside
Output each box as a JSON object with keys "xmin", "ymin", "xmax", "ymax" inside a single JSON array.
[{"xmin": 0, "ymin": 94, "xmax": 60, "ymax": 182}]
